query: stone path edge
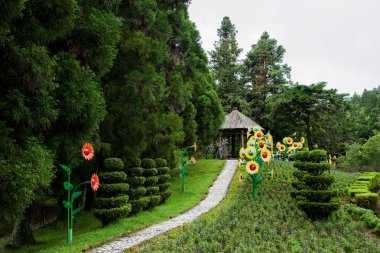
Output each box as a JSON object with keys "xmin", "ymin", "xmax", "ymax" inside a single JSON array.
[{"xmin": 90, "ymin": 160, "xmax": 238, "ymax": 253}]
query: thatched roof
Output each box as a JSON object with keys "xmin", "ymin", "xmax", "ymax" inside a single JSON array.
[{"xmin": 221, "ymin": 110, "xmax": 263, "ymax": 130}]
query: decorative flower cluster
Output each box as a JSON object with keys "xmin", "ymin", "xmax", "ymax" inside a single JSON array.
[
  {"xmin": 238, "ymin": 127, "xmax": 273, "ymax": 198},
  {"xmin": 276, "ymin": 136, "xmax": 305, "ymax": 160}
]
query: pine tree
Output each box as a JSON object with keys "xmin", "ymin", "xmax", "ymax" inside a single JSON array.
[{"xmin": 209, "ymin": 17, "xmax": 248, "ymax": 114}]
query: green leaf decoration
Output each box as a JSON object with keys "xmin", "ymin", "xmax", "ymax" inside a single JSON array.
[
  {"xmin": 72, "ymin": 191, "xmax": 82, "ymax": 201},
  {"xmin": 72, "ymin": 207, "xmax": 81, "ymax": 217},
  {"xmin": 64, "ymin": 182, "xmax": 73, "ymax": 191},
  {"xmin": 62, "ymin": 201, "xmax": 72, "ymax": 209},
  {"xmin": 58, "ymin": 164, "xmax": 71, "ymax": 172}
]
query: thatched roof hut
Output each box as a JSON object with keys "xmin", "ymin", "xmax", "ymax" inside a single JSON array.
[{"xmin": 219, "ymin": 109, "xmax": 262, "ymax": 158}]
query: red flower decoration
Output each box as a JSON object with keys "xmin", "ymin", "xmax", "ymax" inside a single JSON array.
[
  {"xmin": 91, "ymin": 174, "xmax": 99, "ymax": 191},
  {"xmin": 82, "ymin": 143, "xmax": 94, "ymax": 160}
]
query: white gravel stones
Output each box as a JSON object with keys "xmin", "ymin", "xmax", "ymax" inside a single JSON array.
[{"xmin": 90, "ymin": 160, "xmax": 237, "ymax": 253}]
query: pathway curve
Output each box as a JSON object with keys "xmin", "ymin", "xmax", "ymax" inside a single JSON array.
[{"xmin": 90, "ymin": 160, "xmax": 238, "ymax": 253}]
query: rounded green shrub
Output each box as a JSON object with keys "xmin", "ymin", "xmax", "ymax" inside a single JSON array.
[
  {"xmin": 104, "ymin": 158, "xmax": 124, "ymax": 171},
  {"xmin": 99, "ymin": 172, "xmax": 127, "ymax": 183},
  {"xmin": 145, "ymin": 176, "xmax": 159, "ymax": 186},
  {"xmin": 128, "ymin": 187, "xmax": 147, "ymax": 200},
  {"xmin": 129, "ymin": 196, "xmax": 150, "ymax": 214},
  {"xmin": 127, "ymin": 167, "xmax": 144, "ymax": 176},
  {"xmin": 158, "ymin": 183, "xmax": 171, "ymax": 191},
  {"xmin": 94, "ymin": 204, "xmax": 132, "ymax": 225},
  {"xmin": 148, "ymin": 195, "xmax": 161, "ymax": 208},
  {"xmin": 146, "ymin": 186, "xmax": 160, "ymax": 195},
  {"xmin": 95, "ymin": 195, "xmax": 129, "ymax": 209},
  {"xmin": 155, "ymin": 158, "xmax": 167, "ymax": 167},
  {"xmin": 160, "ymin": 191, "xmax": 171, "ymax": 203},
  {"xmin": 127, "ymin": 176, "xmax": 146, "ymax": 187},
  {"xmin": 124, "ymin": 157, "xmax": 142, "ymax": 167},
  {"xmin": 157, "ymin": 167, "xmax": 170, "ymax": 175},
  {"xmin": 142, "ymin": 158, "xmax": 156, "ymax": 168},
  {"xmin": 98, "ymin": 183, "xmax": 130, "ymax": 195},
  {"xmin": 158, "ymin": 174, "xmax": 171, "ymax": 184},
  {"xmin": 295, "ymin": 150, "xmax": 327, "ymax": 163},
  {"xmin": 144, "ymin": 168, "xmax": 158, "ymax": 176}
]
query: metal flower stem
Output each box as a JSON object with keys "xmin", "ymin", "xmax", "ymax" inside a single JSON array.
[
  {"xmin": 179, "ymin": 145, "xmax": 194, "ymax": 192},
  {"xmin": 59, "ymin": 164, "xmax": 90, "ymax": 244}
]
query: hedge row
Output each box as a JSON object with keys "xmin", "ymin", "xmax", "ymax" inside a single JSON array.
[
  {"xmin": 348, "ymin": 172, "xmax": 380, "ymax": 209},
  {"xmin": 155, "ymin": 158, "xmax": 171, "ymax": 204},
  {"xmin": 142, "ymin": 158, "xmax": 162, "ymax": 209},
  {"xmin": 295, "ymin": 150, "xmax": 327, "ymax": 163},
  {"xmin": 345, "ymin": 204, "xmax": 380, "ymax": 235},
  {"xmin": 126, "ymin": 158, "xmax": 147, "ymax": 214}
]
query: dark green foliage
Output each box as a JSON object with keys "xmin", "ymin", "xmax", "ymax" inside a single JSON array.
[
  {"xmin": 95, "ymin": 195, "xmax": 129, "ymax": 209},
  {"xmin": 293, "ymin": 161, "xmax": 330, "ymax": 175},
  {"xmin": 142, "ymin": 158, "xmax": 156, "ymax": 169},
  {"xmin": 95, "ymin": 158, "xmax": 130, "ymax": 226},
  {"xmin": 99, "ymin": 172, "xmax": 127, "ymax": 183},
  {"xmin": 125, "ymin": 158, "xmax": 142, "ymax": 168},
  {"xmin": 127, "ymin": 177, "xmax": 146, "ymax": 187},
  {"xmin": 104, "ymin": 158, "xmax": 125, "ymax": 171},
  {"xmin": 148, "ymin": 195, "xmax": 161, "ymax": 208},
  {"xmin": 160, "ymin": 191, "xmax": 172, "ymax": 203},
  {"xmin": 157, "ymin": 167, "xmax": 170, "ymax": 175},
  {"xmin": 144, "ymin": 168, "xmax": 158, "ymax": 177},
  {"xmin": 292, "ymin": 150, "xmax": 339, "ymax": 219},
  {"xmin": 155, "ymin": 158, "xmax": 167, "ymax": 167},
  {"xmin": 345, "ymin": 204, "xmax": 380, "ymax": 235},
  {"xmin": 295, "ymin": 150, "xmax": 327, "ymax": 163},
  {"xmin": 158, "ymin": 183, "xmax": 171, "ymax": 191},
  {"xmin": 146, "ymin": 187, "xmax": 160, "ymax": 195},
  {"xmin": 93, "ymin": 205, "xmax": 132, "ymax": 226},
  {"xmin": 145, "ymin": 176, "xmax": 159, "ymax": 186},
  {"xmin": 354, "ymin": 193, "xmax": 379, "ymax": 209},
  {"xmin": 128, "ymin": 187, "xmax": 147, "ymax": 200},
  {"xmin": 158, "ymin": 174, "xmax": 171, "ymax": 184},
  {"xmin": 129, "ymin": 197, "xmax": 150, "ymax": 214},
  {"xmin": 126, "ymin": 167, "xmax": 144, "ymax": 177}
]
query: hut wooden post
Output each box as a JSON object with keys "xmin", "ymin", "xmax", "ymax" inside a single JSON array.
[{"xmin": 241, "ymin": 130, "xmax": 244, "ymax": 149}]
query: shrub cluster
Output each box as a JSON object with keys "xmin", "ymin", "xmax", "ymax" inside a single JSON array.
[
  {"xmin": 94, "ymin": 158, "xmax": 131, "ymax": 226},
  {"xmin": 155, "ymin": 158, "xmax": 172, "ymax": 203},
  {"xmin": 345, "ymin": 204, "xmax": 380, "ymax": 235},
  {"xmin": 292, "ymin": 149, "xmax": 339, "ymax": 219},
  {"xmin": 348, "ymin": 172, "xmax": 380, "ymax": 209},
  {"xmin": 142, "ymin": 158, "xmax": 161, "ymax": 209},
  {"xmin": 125, "ymin": 158, "xmax": 150, "ymax": 214}
]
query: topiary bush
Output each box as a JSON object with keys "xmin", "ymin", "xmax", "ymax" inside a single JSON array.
[
  {"xmin": 348, "ymin": 172, "xmax": 380, "ymax": 209},
  {"xmin": 142, "ymin": 158, "xmax": 161, "ymax": 208},
  {"xmin": 94, "ymin": 158, "xmax": 131, "ymax": 226},
  {"xmin": 155, "ymin": 158, "xmax": 172, "ymax": 203},
  {"xmin": 126, "ymin": 163, "xmax": 147, "ymax": 214},
  {"xmin": 292, "ymin": 149, "xmax": 339, "ymax": 219}
]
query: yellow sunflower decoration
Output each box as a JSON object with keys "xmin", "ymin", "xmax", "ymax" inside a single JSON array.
[
  {"xmin": 254, "ymin": 130, "xmax": 265, "ymax": 140},
  {"xmin": 287, "ymin": 149, "xmax": 293, "ymax": 155},
  {"xmin": 260, "ymin": 149, "xmax": 271, "ymax": 162},
  {"xmin": 301, "ymin": 137, "xmax": 305, "ymax": 143},
  {"xmin": 245, "ymin": 146, "xmax": 256, "ymax": 159},
  {"xmin": 247, "ymin": 137, "xmax": 256, "ymax": 147},
  {"xmin": 253, "ymin": 126, "xmax": 261, "ymax": 132},
  {"xmin": 279, "ymin": 144, "xmax": 286, "ymax": 152},
  {"xmin": 238, "ymin": 159, "xmax": 245, "ymax": 168},
  {"xmin": 239, "ymin": 147, "xmax": 246, "ymax": 159},
  {"xmin": 286, "ymin": 137, "xmax": 293, "ymax": 145},
  {"xmin": 245, "ymin": 161, "xmax": 260, "ymax": 174},
  {"xmin": 239, "ymin": 173, "xmax": 244, "ymax": 182},
  {"xmin": 292, "ymin": 142, "xmax": 299, "ymax": 149},
  {"xmin": 258, "ymin": 140, "xmax": 268, "ymax": 150}
]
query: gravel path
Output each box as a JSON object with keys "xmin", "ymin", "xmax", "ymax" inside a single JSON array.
[{"xmin": 90, "ymin": 160, "xmax": 237, "ymax": 253}]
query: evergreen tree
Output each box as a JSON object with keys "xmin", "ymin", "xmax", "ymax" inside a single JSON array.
[
  {"xmin": 243, "ymin": 31, "xmax": 291, "ymax": 124},
  {"xmin": 209, "ymin": 17, "xmax": 248, "ymax": 114}
]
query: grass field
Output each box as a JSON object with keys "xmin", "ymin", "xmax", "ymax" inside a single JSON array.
[
  {"xmin": 133, "ymin": 161, "xmax": 380, "ymax": 253},
  {"xmin": 2, "ymin": 159, "xmax": 225, "ymax": 253}
]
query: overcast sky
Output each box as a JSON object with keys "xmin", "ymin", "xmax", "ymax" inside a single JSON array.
[{"xmin": 188, "ymin": 0, "xmax": 380, "ymax": 96}]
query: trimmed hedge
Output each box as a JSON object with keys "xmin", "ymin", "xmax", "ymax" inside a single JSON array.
[
  {"xmin": 295, "ymin": 149, "xmax": 327, "ymax": 163},
  {"xmin": 148, "ymin": 195, "xmax": 161, "ymax": 208},
  {"xmin": 157, "ymin": 167, "xmax": 170, "ymax": 175},
  {"xmin": 158, "ymin": 174, "xmax": 171, "ymax": 184},
  {"xmin": 155, "ymin": 158, "xmax": 167, "ymax": 167},
  {"xmin": 142, "ymin": 158, "xmax": 156, "ymax": 168},
  {"xmin": 155, "ymin": 159, "xmax": 172, "ymax": 203},
  {"xmin": 146, "ymin": 186, "xmax": 160, "ymax": 195},
  {"xmin": 345, "ymin": 204, "xmax": 380, "ymax": 235},
  {"xmin": 144, "ymin": 168, "xmax": 158, "ymax": 177},
  {"xmin": 99, "ymin": 172, "xmax": 127, "ymax": 183},
  {"xmin": 104, "ymin": 158, "xmax": 125, "ymax": 172},
  {"xmin": 293, "ymin": 162, "xmax": 330, "ymax": 175},
  {"xmin": 292, "ymin": 149, "xmax": 339, "ymax": 219},
  {"xmin": 145, "ymin": 176, "xmax": 159, "ymax": 186},
  {"xmin": 158, "ymin": 183, "xmax": 171, "ymax": 191},
  {"xmin": 129, "ymin": 197, "xmax": 150, "ymax": 214},
  {"xmin": 126, "ymin": 167, "xmax": 144, "ymax": 177},
  {"xmin": 128, "ymin": 187, "xmax": 147, "ymax": 199},
  {"xmin": 348, "ymin": 171, "xmax": 380, "ymax": 209},
  {"xmin": 127, "ymin": 176, "xmax": 146, "ymax": 187},
  {"xmin": 95, "ymin": 158, "xmax": 131, "ymax": 226}
]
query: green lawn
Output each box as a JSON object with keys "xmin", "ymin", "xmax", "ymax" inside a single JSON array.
[
  {"xmin": 3, "ymin": 159, "xmax": 225, "ymax": 253},
  {"xmin": 133, "ymin": 161, "xmax": 380, "ymax": 253}
]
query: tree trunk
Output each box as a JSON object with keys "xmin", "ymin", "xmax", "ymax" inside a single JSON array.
[{"xmin": 8, "ymin": 205, "xmax": 36, "ymax": 248}]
